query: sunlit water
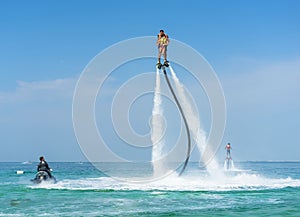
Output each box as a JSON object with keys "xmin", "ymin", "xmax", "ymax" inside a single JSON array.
[{"xmin": 1, "ymin": 162, "xmax": 300, "ymax": 216}]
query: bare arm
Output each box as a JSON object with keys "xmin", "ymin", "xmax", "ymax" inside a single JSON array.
[
  {"xmin": 165, "ymin": 35, "xmax": 170, "ymax": 45},
  {"xmin": 156, "ymin": 35, "xmax": 160, "ymax": 46}
]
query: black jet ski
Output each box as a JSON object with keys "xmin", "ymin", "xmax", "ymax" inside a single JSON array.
[{"xmin": 31, "ymin": 171, "xmax": 56, "ymax": 184}]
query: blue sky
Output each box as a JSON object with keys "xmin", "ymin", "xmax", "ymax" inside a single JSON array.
[{"xmin": 0, "ymin": 0, "xmax": 299, "ymax": 162}]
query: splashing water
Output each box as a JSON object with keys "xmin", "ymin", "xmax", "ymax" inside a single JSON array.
[
  {"xmin": 151, "ymin": 69, "xmax": 166, "ymax": 177},
  {"xmin": 231, "ymin": 159, "xmax": 235, "ymax": 169},
  {"xmin": 29, "ymin": 169, "xmax": 300, "ymax": 192},
  {"xmin": 224, "ymin": 158, "xmax": 236, "ymax": 170},
  {"xmin": 169, "ymin": 66, "xmax": 220, "ymax": 174}
]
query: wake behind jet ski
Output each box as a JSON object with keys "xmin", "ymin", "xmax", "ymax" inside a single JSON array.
[{"xmin": 31, "ymin": 156, "xmax": 56, "ymax": 184}]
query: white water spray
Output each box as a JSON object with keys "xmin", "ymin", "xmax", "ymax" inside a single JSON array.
[
  {"xmin": 169, "ymin": 66, "xmax": 220, "ymax": 174},
  {"xmin": 231, "ymin": 160, "xmax": 235, "ymax": 169},
  {"xmin": 151, "ymin": 69, "xmax": 166, "ymax": 177},
  {"xmin": 224, "ymin": 158, "xmax": 235, "ymax": 170}
]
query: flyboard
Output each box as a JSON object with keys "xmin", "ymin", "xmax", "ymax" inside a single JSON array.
[
  {"xmin": 224, "ymin": 156, "xmax": 235, "ymax": 170},
  {"xmin": 225, "ymin": 157, "xmax": 231, "ymax": 170},
  {"xmin": 156, "ymin": 62, "xmax": 191, "ymax": 176}
]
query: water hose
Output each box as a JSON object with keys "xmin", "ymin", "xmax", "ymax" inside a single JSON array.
[{"xmin": 162, "ymin": 66, "xmax": 191, "ymax": 176}]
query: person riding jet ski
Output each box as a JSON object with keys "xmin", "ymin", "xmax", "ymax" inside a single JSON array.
[
  {"xmin": 37, "ymin": 156, "xmax": 52, "ymax": 177},
  {"xmin": 31, "ymin": 156, "xmax": 56, "ymax": 184}
]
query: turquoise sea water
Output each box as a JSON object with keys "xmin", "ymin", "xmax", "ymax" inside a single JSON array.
[{"xmin": 1, "ymin": 162, "xmax": 300, "ymax": 216}]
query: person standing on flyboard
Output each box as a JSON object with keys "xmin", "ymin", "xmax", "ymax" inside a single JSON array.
[
  {"xmin": 225, "ymin": 143, "xmax": 232, "ymax": 159},
  {"xmin": 156, "ymin": 29, "xmax": 169, "ymax": 69}
]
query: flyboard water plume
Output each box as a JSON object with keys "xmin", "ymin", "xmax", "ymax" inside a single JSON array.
[
  {"xmin": 151, "ymin": 68, "xmax": 166, "ymax": 176},
  {"xmin": 168, "ymin": 65, "xmax": 220, "ymax": 174},
  {"xmin": 224, "ymin": 157, "xmax": 235, "ymax": 170},
  {"xmin": 224, "ymin": 153, "xmax": 235, "ymax": 171}
]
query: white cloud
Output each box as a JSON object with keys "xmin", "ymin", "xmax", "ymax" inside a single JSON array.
[
  {"xmin": 0, "ymin": 77, "xmax": 77, "ymax": 104},
  {"xmin": 218, "ymin": 58, "xmax": 300, "ymax": 161},
  {"xmin": 221, "ymin": 58, "xmax": 300, "ymax": 111}
]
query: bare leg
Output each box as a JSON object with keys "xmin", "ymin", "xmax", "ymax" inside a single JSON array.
[
  {"xmin": 158, "ymin": 46, "xmax": 163, "ymax": 63},
  {"xmin": 163, "ymin": 46, "xmax": 167, "ymax": 62},
  {"xmin": 227, "ymin": 151, "xmax": 231, "ymax": 158}
]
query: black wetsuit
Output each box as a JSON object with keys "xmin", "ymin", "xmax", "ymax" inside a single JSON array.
[{"xmin": 37, "ymin": 161, "xmax": 52, "ymax": 177}]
